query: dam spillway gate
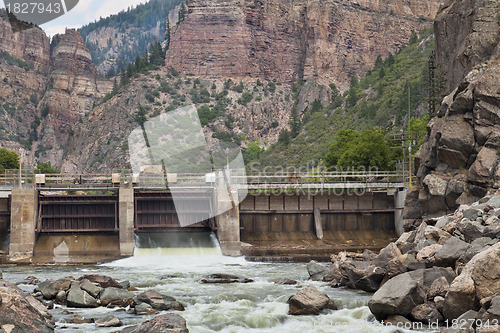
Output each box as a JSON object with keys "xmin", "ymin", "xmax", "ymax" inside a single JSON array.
[{"xmin": 1, "ymin": 171, "xmax": 407, "ymax": 262}]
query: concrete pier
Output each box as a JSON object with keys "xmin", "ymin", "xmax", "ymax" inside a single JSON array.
[
  {"xmin": 215, "ymin": 171, "xmax": 241, "ymax": 256},
  {"xmin": 9, "ymin": 189, "xmax": 37, "ymax": 261},
  {"xmin": 119, "ymin": 188, "xmax": 135, "ymax": 256}
]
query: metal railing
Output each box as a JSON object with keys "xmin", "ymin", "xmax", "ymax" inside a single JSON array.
[{"xmin": 0, "ymin": 170, "xmax": 410, "ymax": 191}]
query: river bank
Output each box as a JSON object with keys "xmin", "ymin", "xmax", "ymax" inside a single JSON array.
[{"xmin": 308, "ymin": 195, "xmax": 500, "ymax": 332}]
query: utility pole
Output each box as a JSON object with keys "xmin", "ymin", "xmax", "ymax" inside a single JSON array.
[{"xmin": 408, "ymin": 82, "xmax": 412, "ymax": 186}]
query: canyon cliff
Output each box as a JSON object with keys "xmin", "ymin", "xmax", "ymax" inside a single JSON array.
[
  {"xmin": 166, "ymin": 0, "xmax": 442, "ymax": 90},
  {"xmin": 0, "ymin": 15, "xmax": 111, "ymax": 168},
  {"xmin": 404, "ymin": 0, "xmax": 500, "ymax": 228}
]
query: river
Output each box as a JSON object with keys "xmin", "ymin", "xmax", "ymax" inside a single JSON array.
[{"xmin": 2, "ymin": 233, "xmax": 425, "ymax": 333}]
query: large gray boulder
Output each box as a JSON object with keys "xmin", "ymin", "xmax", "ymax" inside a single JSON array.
[
  {"xmin": 411, "ymin": 302, "xmax": 443, "ymax": 324},
  {"xmin": 443, "ymin": 243, "xmax": 500, "ymax": 320},
  {"xmin": 79, "ymin": 279, "xmax": 102, "ymax": 299},
  {"xmin": 373, "ymin": 242, "xmax": 402, "ymax": 268},
  {"xmin": 95, "ymin": 315, "xmax": 123, "ymax": 327},
  {"xmin": 287, "ymin": 285, "xmax": 337, "ymax": 315},
  {"xmin": 66, "ymin": 282, "xmax": 98, "ymax": 308},
  {"xmin": 132, "ymin": 290, "xmax": 184, "ymax": 311},
  {"xmin": 368, "ymin": 271, "xmax": 426, "ymax": 320},
  {"xmin": 433, "ymin": 236, "xmax": 470, "ymax": 267},
  {"xmin": 339, "ymin": 261, "xmax": 385, "ymax": 292},
  {"xmin": 306, "ymin": 261, "xmax": 328, "ymax": 281},
  {"xmin": 78, "ymin": 275, "xmax": 122, "ymax": 289},
  {"xmin": 100, "ymin": 287, "xmax": 135, "ymax": 307},
  {"xmin": 38, "ymin": 278, "xmax": 72, "ymax": 300},
  {"xmin": 122, "ymin": 313, "xmax": 189, "ymax": 333}
]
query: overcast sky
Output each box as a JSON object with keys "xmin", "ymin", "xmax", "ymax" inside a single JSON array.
[{"xmin": 0, "ymin": 0, "xmax": 148, "ymax": 36}]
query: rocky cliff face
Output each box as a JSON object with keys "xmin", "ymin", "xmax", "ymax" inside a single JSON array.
[
  {"xmin": 0, "ymin": 14, "xmax": 50, "ymax": 72},
  {"xmin": 434, "ymin": 0, "xmax": 500, "ymax": 93},
  {"xmin": 405, "ymin": 0, "xmax": 500, "ymax": 228},
  {"xmin": 166, "ymin": 0, "xmax": 442, "ymax": 90},
  {"xmin": 37, "ymin": 29, "xmax": 112, "ymax": 164},
  {"xmin": 0, "ymin": 16, "xmax": 111, "ymax": 168}
]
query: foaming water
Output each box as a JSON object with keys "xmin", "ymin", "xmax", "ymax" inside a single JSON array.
[{"xmin": 2, "ymin": 232, "xmax": 429, "ymax": 332}]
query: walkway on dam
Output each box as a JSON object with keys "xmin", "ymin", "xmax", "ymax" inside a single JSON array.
[{"xmin": 0, "ymin": 170, "xmax": 408, "ymax": 191}]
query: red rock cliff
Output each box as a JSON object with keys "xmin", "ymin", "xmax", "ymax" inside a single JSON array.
[{"xmin": 166, "ymin": 0, "xmax": 443, "ymax": 89}]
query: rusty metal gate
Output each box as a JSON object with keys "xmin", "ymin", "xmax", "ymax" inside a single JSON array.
[
  {"xmin": 0, "ymin": 196, "xmax": 10, "ymax": 229},
  {"xmin": 37, "ymin": 194, "xmax": 118, "ymax": 232},
  {"xmin": 134, "ymin": 191, "xmax": 214, "ymax": 231}
]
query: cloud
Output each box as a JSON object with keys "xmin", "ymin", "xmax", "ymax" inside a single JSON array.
[{"xmin": 36, "ymin": 0, "xmax": 148, "ymax": 35}]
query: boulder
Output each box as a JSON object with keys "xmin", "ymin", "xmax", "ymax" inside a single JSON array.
[
  {"xmin": 443, "ymin": 243, "xmax": 500, "ymax": 320},
  {"xmin": 416, "ymin": 244, "xmax": 441, "ymax": 262},
  {"xmin": 373, "ymin": 242, "xmax": 402, "ymax": 268},
  {"xmin": 99, "ymin": 287, "xmax": 135, "ymax": 307},
  {"xmin": 323, "ymin": 265, "xmax": 342, "ymax": 284},
  {"xmin": 486, "ymin": 196, "xmax": 500, "ymax": 209},
  {"xmin": 24, "ymin": 276, "xmax": 40, "ymax": 285},
  {"xmin": 436, "ymin": 216, "xmax": 455, "ymax": 229},
  {"xmin": 463, "ymin": 208, "xmax": 483, "ymax": 221},
  {"xmin": 287, "ymin": 285, "xmax": 337, "ymax": 315},
  {"xmin": 275, "ymin": 278, "xmax": 298, "ymax": 285},
  {"xmin": 66, "ymin": 282, "xmax": 98, "ymax": 308},
  {"xmin": 70, "ymin": 315, "xmax": 92, "ymax": 324},
  {"xmin": 434, "ymin": 296, "xmax": 445, "ymax": 312},
  {"xmin": 458, "ymin": 237, "xmax": 495, "ymax": 264},
  {"xmin": 483, "ymin": 295, "xmax": 500, "ymax": 321},
  {"xmin": 78, "ymin": 275, "xmax": 122, "ymax": 289},
  {"xmin": 38, "ymin": 278, "xmax": 72, "ymax": 300},
  {"xmin": 134, "ymin": 302, "xmax": 157, "ymax": 315},
  {"xmin": 384, "ymin": 257, "xmax": 408, "ymax": 280},
  {"xmin": 132, "ymin": 290, "xmax": 184, "ymax": 311},
  {"xmin": 368, "ymin": 272, "xmax": 426, "ymax": 320},
  {"xmin": 122, "ymin": 313, "xmax": 189, "ymax": 333},
  {"xmin": 306, "ymin": 261, "xmax": 328, "ymax": 281},
  {"xmin": 411, "ymin": 302, "xmax": 443, "ymax": 324},
  {"xmin": 200, "ymin": 274, "xmax": 253, "ymax": 284},
  {"xmin": 95, "ymin": 315, "xmax": 122, "ymax": 327},
  {"xmin": 428, "ymin": 276, "xmax": 449, "ymax": 299},
  {"xmin": 339, "ymin": 261, "xmax": 385, "ymax": 292},
  {"xmin": 433, "ymin": 237, "xmax": 470, "ymax": 267},
  {"xmin": 0, "ymin": 280, "xmax": 54, "ymax": 332},
  {"xmin": 457, "ymin": 220, "xmax": 485, "ymax": 243},
  {"xmin": 79, "ymin": 279, "xmax": 102, "ymax": 299},
  {"xmin": 55, "ymin": 290, "xmax": 66, "ymax": 305}
]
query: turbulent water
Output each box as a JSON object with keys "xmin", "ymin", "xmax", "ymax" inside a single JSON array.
[{"xmin": 2, "ymin": 233, "xmax": 426, "ymax": 333}]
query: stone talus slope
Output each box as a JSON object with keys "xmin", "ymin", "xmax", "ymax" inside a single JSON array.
[{"xmin": 166, "ymin": 0, "xmax": 442, "ymax": 90}]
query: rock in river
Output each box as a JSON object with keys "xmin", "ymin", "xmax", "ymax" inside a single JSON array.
[
  {"xmin": 122, "ymin": 313, "xmax": 189, "ymax": 333},
  {"xmin": 200, "ymin": 274, "xmax": 253, "ymax": 284},
  {"xmin": 287, "ymin": 285, "xmax": 337, "ymax": 315}
]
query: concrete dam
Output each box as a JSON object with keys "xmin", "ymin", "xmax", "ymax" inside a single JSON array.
[{"xmin": 0, "ymin": 172, "xmax": 407, "ymax": 263}]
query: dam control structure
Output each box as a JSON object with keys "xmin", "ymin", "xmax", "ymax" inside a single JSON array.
[{"xmin": 0, "ymin": 171, "xmax": 407, "ymax": 263}]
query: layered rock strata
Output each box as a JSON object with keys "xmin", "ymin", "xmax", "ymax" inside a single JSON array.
[{"xmin": 166, "ymin": 0, "xmax": 442, "ymax": 90}]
